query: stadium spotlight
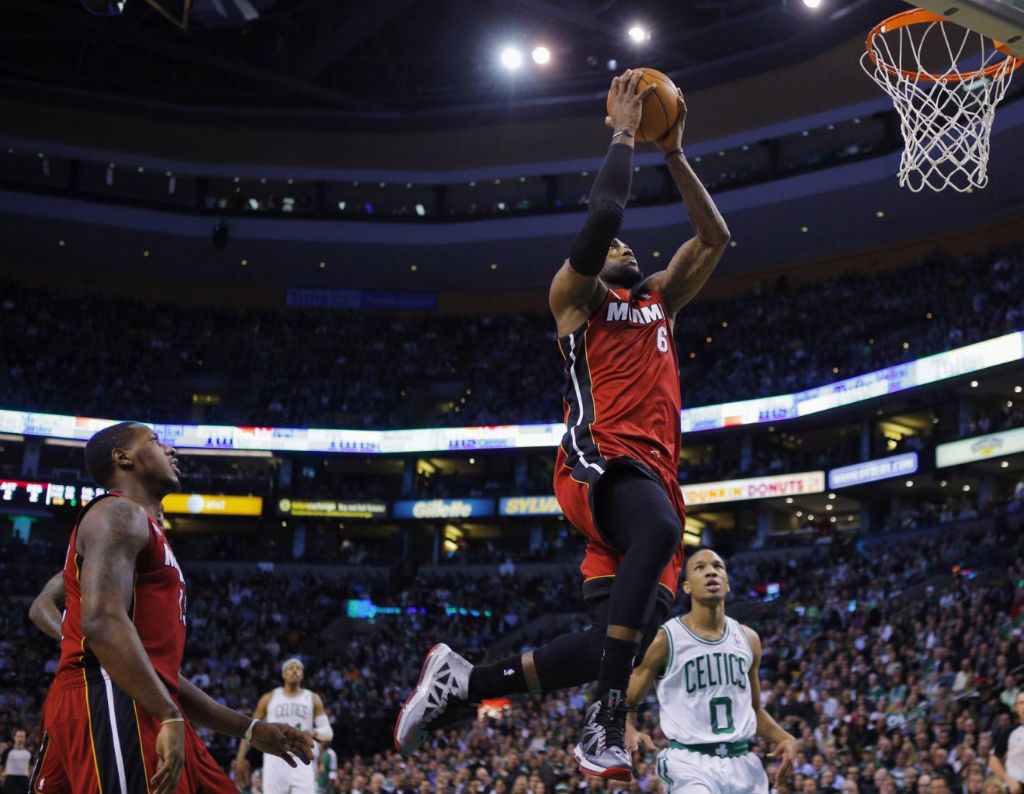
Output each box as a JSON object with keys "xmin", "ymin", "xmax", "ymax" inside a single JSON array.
[
  {"xmin": 501, "ymin": 47, "xmax": 523, "ymax": 70},
  {"xmin": 628, "ymin": 25, "xmax": 649, "ymax": 43},
  {"xmin": 802, "ymin": 0, "xmax": 823, "ymax": 8},
  {"xmin": 532, "ymin": 46, "xmax": 551, "ymax": 65}
]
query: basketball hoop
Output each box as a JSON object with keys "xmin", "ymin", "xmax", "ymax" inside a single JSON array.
[{"xmin": 861, "ymin": 7, "xmax": 1023, "ymax": 192}]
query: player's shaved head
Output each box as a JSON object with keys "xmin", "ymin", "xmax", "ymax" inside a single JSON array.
[
  {"xmin": 85, "ymin": 421, "xmax": 147, "ymax": 487},
  {"xmin": 685, "ymin": 546, "xmax": 724, "ymax": 575}
]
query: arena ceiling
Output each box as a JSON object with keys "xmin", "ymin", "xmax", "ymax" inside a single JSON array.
[{"xmin": 0, "ymin": 0, "xmax": 906, "ymax": 127}]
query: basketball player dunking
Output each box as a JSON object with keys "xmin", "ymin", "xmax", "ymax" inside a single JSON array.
[
  {"xmin": 234, "ymin": 658, "xmax": 333, "ymax": 794},
  {"xmin": 29, "ymin": 422, "xmax": 312, "ymax": 794},
  {"xmin": 396, "ymin": 69, "xmax": 730, "ymax": 781},
  {"xmin": 625, "ymin": 549, "xmax": 798, "ymax": 794}
]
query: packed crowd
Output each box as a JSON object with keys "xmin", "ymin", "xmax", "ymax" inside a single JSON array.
[
  {"xmin": 4, "ymin": 508, "xmax": 1024, "ymax": 794},
  {"xmin": 1, "ymin": 244, "xmax": 1021, "ymax": 431}
]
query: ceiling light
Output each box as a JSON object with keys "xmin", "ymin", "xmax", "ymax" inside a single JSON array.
[
  {"xmin": 905, "ymin": 480, "xmax": 913, "ymax": 487},
  {"xmin": 970, "ymin": 380, "xmax": 979, "ymax": 388},
  {"xmin": 803, "ymin": 0, "xmax": 823, "ymax": 8},
  {"xmin": 628, "ymin": 25, "xmax": 649, "ymax": 43},
  {"xmin": 501, "ymin": 47, "xmax": 523, "ymax": 70},
  {"xmin": 532, "ymin": 46, "xmax": 551, "ymax": 65}
]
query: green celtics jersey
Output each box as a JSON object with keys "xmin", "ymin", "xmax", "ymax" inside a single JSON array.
[
  {"xmin": 655, "ymin": 616, "xmax": 757, "ymax": 745},
  {"xmin": 316, "ymin": 746, "xmax": 338, "ymax": 794}
]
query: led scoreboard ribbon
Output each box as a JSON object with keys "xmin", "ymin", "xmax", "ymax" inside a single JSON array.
[{"xmin": 1, "ymin": 330, "xmax": 1020, "ymax": 452}]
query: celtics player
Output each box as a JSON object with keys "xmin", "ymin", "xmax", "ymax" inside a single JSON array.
[
  {"xmin": 235, "ymin": 658, "xmax": 333, "ymax": 794},
  {"xmin": 315, "ymin": 738, "xmax": 338, "ymax": 794},
  {"xmin": 624, "ymin": 549, "xmax": 798, "ymax": 794}
]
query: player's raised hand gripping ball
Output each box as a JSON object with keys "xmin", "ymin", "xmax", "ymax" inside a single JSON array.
[{"xmin": 606, "ymin": 67, "xmax": 681, "ymax": 142}]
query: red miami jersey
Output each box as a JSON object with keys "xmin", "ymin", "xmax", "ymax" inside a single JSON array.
[
  {"xmin": 555, "ymin": 283, "xmax": 682, "ymax": 485},
  {"xmin": 56, "ymin": 492, "xmax": 187, "ymax": 696}
]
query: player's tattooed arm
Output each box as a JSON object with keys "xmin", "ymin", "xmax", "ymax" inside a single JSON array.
[
  {"xmin": 743, "ymin": 626, "xmax": 798, "ymax": 788},
  {"xmin": 78, "ymin": 498, "xmax": 183, "ymax": 724},
  {"xmin": 29, "ymin": 571, "xmax": 65, "ymax": 640},
  {"xmin": 80, "ymin": 497, "xmax": 187, "ymax": 794},
  {"xmin": 647, "ymin": 99, "xmax": 730, "ymax": 319},
  {"xmin": 624, "ymin": 628, "xmax": 669, "ymax": 754}
]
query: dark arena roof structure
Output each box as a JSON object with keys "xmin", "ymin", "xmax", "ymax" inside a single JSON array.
[
  {"xmin": 0, "ymin": 0, "xmax": 1022, "ymax": 293},
  {"xmin": 2, "ymin": 0, "xmax": 911, "ymax": 125}
]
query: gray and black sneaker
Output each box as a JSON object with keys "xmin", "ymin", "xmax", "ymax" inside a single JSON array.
[
  {"xmin": 573, "ymin": 689, "xmax": 632, "ymax": 781},
  {"xmin": 393, "ymin": 643, "xmax": 472, "ymax": 756},
  {"xmin": 426, "ymin": 697, "xmax": 479, "ymax": 732}
]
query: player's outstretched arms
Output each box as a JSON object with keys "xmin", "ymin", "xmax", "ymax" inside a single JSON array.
[
  {"xmin": 550, "ymin": 69, "xmax": 655, "ymax": 337},
  {"xmin": 743, "ymin": 626, "xmax": 798, "ymax": 788},
  {"xmin": 646, "ymin": 93, "xmax": 730, "ymax": 318},
  {"xmin": 29, "ymin": 571, "xmax": 65, "ymax": 640},
  {"xmin": 624, "ymin": 628, "xmax": 669, "ymax": 754}
]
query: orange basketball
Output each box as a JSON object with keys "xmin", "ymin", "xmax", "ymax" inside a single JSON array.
[{"xmin": 606, "ymin": 67, "xmax": 680, "ymax": 142}]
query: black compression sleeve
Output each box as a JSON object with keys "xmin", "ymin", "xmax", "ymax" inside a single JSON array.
[{"xmin": 568, "ymin": 142, "xmax": 634, "ymax": 276}]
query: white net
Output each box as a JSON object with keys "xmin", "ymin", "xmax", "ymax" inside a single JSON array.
[{"xmin": 861, "ymin": 8, "xmax": 1021, "ymax": 192}]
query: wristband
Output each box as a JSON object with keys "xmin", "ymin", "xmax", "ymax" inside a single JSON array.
[
  {"xmin": 161, "ymin": 717, "xmax": 184, "ymax": 726},
  {"xmin": 243, "ymin": 718, "xmax": 259, "ymax": 743},
  {"xmin": 611, "ymin": 129, "xmax": 635, "ymax": 140},
  {"xmin": 664, "ymin": 148, "xmax": 684, "ymax": 160}
]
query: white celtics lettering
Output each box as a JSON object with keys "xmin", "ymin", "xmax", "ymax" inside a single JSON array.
[{"xmin": 272, "ymin": 702, "xmax": 310, "ymax": 721}]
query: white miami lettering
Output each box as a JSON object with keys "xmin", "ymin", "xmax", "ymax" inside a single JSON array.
[
  {"xmin": 606, "ymin": 301, "xmax": 664, "ymax": 325},
  {"xmin": 163, "ymin": 543, "xmax": 186, "ymax": 585},
  {"xmin": 641, "ymin": 305, "xmax": 664, "ymax": 323},
  {"xmin": 607, "ymin": 302, "xmax": 629, "ymax": 321}
]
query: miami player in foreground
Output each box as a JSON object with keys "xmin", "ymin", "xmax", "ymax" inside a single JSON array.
[
  {"xmin": 396, "ymin": 68, "xmax": 731, "ymax": 782},
  {"xmin": 30, "ymin": 422, "xmax": 312, "ymax": 794},
  {"xmin": 625, "ymin": 548, "xmax": 798, "ymax": 794}
]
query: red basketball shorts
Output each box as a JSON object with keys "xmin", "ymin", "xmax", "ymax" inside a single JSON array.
[
  {"xmin": 554, "ymin": 455, "xmax": 687, "ymax": 607},
  {"xmin": 33, "ymin": 674, "xmax": 235, "ymax": 794}
]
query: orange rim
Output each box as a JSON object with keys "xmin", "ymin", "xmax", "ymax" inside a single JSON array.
[{"xmin": 866, "ymin": 7, "xmax": 1024, "ymax": 83}]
